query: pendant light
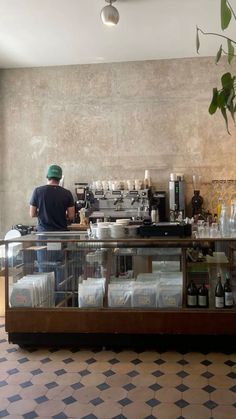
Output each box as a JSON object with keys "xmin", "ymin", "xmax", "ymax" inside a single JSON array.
[{"xmin": 101, "ymin": 0, "xmax": 119, "ymax": 26}]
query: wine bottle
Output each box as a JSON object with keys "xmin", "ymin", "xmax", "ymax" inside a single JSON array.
[
  {"xmin": 187, "ymin": 280, "xmax": 198, "ymax": 307},
  {"xmin": 224, "ymin": 273, "xmax": 234, "ymax": 308},
  {"xmin": 215, "ymin": 272, "xmax": 224, "ymax": 308},
  {"xmin": 198, "ymin": 282, "xmax": 209, "ymax": 307}
]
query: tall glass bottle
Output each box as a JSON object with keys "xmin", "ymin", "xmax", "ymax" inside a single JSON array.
[
  {"xmin": 186, "ymin": 280, "xmax": 198, "ymax": 307},
  {"xmin": 215, "ymin": 272, "xmax": 224, "ymax": 308},
  {"xmin": 216, "ymin": 198, "xmax": 223, "ymax": 223},
  {"xmin": 198, "ymin": 282, "xmax": 209, "ymax": 308},
  {"xmin": 229, "ymin": 203, "xmax": 236, "ymax": 237},
  {"xmin": 224, "ymin": 273, "xmax": 234, "ymax": 308},
  {"xmin": 219, "ymin": 204, "xmax": 229, "ymax": 237}
]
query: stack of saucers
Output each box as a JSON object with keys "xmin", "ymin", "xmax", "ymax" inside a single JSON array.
[
  {"xmin": 110, "ymin": 224, "xmax": 125, "ymax": 239},
  {"xmin": 97, "ymin": 223, "xmax": 110, "ymax": 239}
]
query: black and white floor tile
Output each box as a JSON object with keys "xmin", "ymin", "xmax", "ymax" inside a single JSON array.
[{"xmin": 0, "ymin": 318, "xmax": 236, "ymax": 418}]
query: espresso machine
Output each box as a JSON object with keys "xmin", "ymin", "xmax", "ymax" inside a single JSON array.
[
  {"xmin": 89, "ymin": 187, "xmax": 151, "ymax": 221},
  {"xmin": 169, "ymin": 174, "xmax": 185, "ymax": 221}
]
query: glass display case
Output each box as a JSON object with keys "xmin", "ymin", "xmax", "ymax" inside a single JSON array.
[
  {"xmin": 0, "ymin": 240, "xmax": 6, "ymax": 316},
  {"xmin": 3, "ymin": 233, "xmax": 236, "ymax": 345}
]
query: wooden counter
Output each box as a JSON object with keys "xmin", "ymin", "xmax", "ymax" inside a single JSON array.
[
  {"xmin": 3, "ymin": 236, "xmax": 236, "ymax": 346},
  {"xmin": 68, "ymin": 223, "xmax": 88, "ymax": 231}
]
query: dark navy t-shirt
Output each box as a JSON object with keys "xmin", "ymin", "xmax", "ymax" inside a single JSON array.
[{"xmin": 30, "ymin": 185, "xmax": 74, "ymax": 231}]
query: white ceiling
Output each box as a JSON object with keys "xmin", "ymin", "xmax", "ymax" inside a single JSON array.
[{"xmin": 0, "ymin": 0, "xmax": 232, "ymax": 69}]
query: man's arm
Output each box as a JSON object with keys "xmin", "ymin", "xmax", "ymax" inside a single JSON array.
[
  {"xmin": 29, "ymin": 205, "xmax": 38, "ymax": 218},
  {"xmin": 67, "ymin": 206, "xmax": 75, "ymax": 221}
]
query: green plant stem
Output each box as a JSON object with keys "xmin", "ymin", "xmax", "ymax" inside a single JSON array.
[
  {"xmin": 222, "ymin": 48, "xmax": 236, "ymax": 57},
  {"xmin": 197, "ymin": 27, "xmax": 236, "ymax": 45},
  {"xmin": 227, "ymin": 1, "xmax": 236, "ymax": 20}
]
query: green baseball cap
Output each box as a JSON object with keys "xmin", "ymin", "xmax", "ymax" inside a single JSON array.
[{"xmin": 47, "ymin": 165, "xmax": 62, "ymax": 180}]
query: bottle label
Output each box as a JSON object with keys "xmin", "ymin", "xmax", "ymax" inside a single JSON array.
[
  {"xmin": 198, "ymin": 295, "xmax": 207, "ymax": 307},
  {"xmin": 215, "ymin": 296, "xmax": 224, "ymax": 308},
  {"xmin": 187, "ymin": 295, "xmax": 197, "ymax": 306},
  {"xmin": 225, "ymin": 292, "xmax": 233, "ymax": 307}
]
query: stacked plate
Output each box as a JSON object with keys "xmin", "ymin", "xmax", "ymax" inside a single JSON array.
[
  {"xmin": 110, "ymin": 224, "xmax": 125, "ymax": 239},
  {"xmin": 97, "ymin": 223, "xmax": 110, "ymax": 239},
  {"xmin": 115, "ymin": 219, "xmax": 130, "ymax": 226}
]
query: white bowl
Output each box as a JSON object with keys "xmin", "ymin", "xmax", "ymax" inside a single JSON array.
[{"xmin": 115, "ymin": 219, "xmax": 130, "ymax": 226}]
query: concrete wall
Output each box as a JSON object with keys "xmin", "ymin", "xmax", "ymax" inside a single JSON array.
[
  {"xmin": 0, "ymin": 76, "xmax": 4, "ymax": 238},
  {"xmin": 0, "ymin": 57, "xmax": 236, "ymax": 234}
]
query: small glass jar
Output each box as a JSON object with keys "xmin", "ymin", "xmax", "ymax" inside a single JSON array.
[{"xmin": 210, "ymin": 222, "xmax": 219, "ymax": 238}]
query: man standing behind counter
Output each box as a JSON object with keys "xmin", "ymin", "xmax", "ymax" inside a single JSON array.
[{"xmin": 29, "ymin": 164, "xmax": 75, "ymax": 231}]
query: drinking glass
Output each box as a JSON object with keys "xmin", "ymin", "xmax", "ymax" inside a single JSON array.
[{"xmin": 210, "ymin": 223, "xmax": 219, "ymax": 238}]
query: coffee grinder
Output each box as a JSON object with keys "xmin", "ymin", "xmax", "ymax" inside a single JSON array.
[
  {"xmin": 191, "ymin": 175, "xmax": 203, "ymax": 217},
  {"xmin": 74, "ymin": 183, "xmax": 94, "ymax": 223},
  {"xmin": 169, "ymin": 173, "xmax": 185, "ymax": 221}
]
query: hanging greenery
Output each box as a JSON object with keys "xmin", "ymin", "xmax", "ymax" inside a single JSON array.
[{"xmin": 196, "ymin": 0, "xmax": 236, "ymax": 134}]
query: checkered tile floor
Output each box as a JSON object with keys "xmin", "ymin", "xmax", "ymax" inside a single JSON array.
[{"xmin": 0, "ymin": 318, "xmax": 236, "ymax": 418}]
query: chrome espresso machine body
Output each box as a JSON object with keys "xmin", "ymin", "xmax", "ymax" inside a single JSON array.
[{"xmin": 89, "ymin": 188, "xmax": 151, "ymax": 221}]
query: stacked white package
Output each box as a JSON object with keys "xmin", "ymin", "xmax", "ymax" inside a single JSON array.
[
  {"xmin": 25, "ymin": 272, "xmax": 55, "ymax": 307},
  {"xmin": 78, "ymin": 277, "xmax": 105, "ymax": 308},
  {"xmin": 132, "ymin": 273, "xmax": 160, "ymax": 308},
  {"xmin": 10, "ymin": 282, "xmax": 35, "ymax": 307},
  {"xmin": 9, "ymin": 272, "xmax": 55, "ymax": 308},
  {"xmin": 85, "ymin": 277, "xmax": 106, "ymax": 293},
  {"xmin": 108, "ymin": 281, "xmax": 135, "ymax": 308},
  {"xmin": 132, "ymin": 282, "xmax": 158, "ymax": 308},
  {"xmin": 158, "ymin": 272, "xmax": 183, "ymax": 308}
]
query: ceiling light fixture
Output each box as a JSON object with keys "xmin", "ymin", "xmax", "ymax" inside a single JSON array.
[{"xmin": 101, "ymin": 0, "xmax": 119, "ymax": 27}]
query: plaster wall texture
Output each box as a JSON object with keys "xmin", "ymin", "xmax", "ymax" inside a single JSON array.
[{"xmin": 0, "ymin": 57, "xmax": 236, "ymax": 234}]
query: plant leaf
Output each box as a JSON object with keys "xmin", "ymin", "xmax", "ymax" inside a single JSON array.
[
  {"xmin": 215, "ymin": 45, "xmax": 223, "ymax": 63},
  {"xmin": 226, "ymin": 87, "xmax": 235, "ymax": 107},
  {"xmin": 227, "ymin": 39, "xmax": 234, "ymax": 64},
  {"xmin": 221, "ymin": 72, "xmax": 234, "ymax": 90},
  {"xmin": 221, "ymin": 107, "xmax": 231, "ymax": 134},
  {"xmin": 218, "ymin": 90, "xmax": 227, "ymax": 108},
  {"xmin": 229, "ymin": 99, "xmax": 235, "ymax": 122},
  {"xmin": 221, "ymin": 0, "xmax": 232, "ymax": 30},
  {"xmin": 209, "ymin": 88, "xmax": 219, "ymax": 114},
  {"xmin": 196, "ymin": 26, "xmax": 200, "ymax": 53},
  {"xmin": 226, "ymin": 87, "xmax": 236, "ymax": 123}
]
